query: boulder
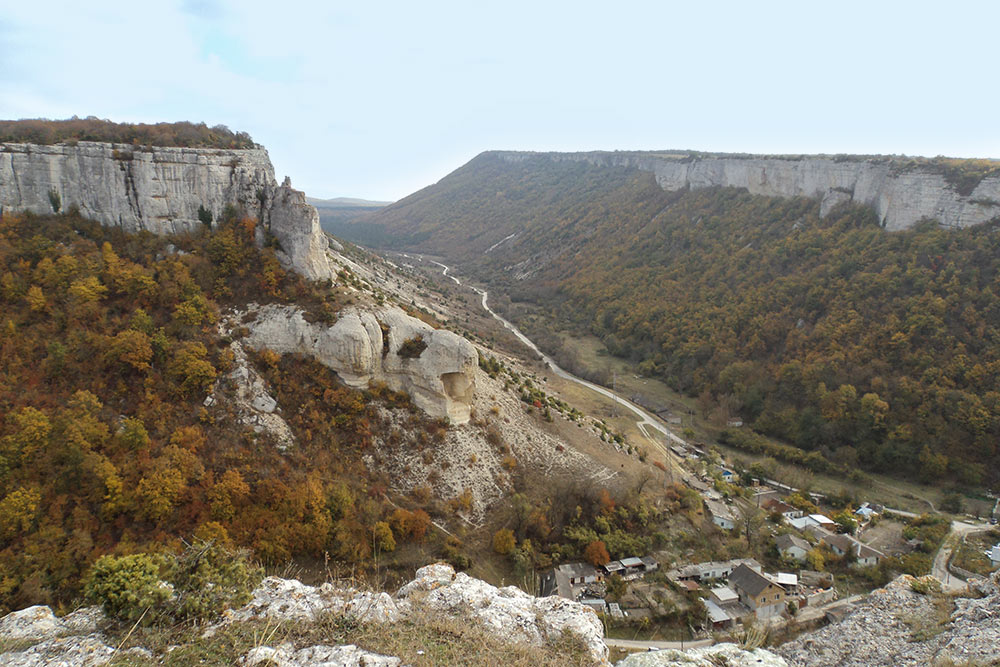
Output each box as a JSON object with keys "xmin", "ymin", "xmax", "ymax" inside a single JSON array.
[
  {"xmin": 615, "ymin": 643, "xmax": 787, "ymax": 667},
  {"xmin": 241, "ymin": 304, "xmax": 477, "ymax": 424},
  {"xmin": 242, "ymin": 643, "xmax": 401, "ymax": 666}
]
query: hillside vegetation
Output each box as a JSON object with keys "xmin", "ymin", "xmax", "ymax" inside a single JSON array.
[
  {"xmin": 348, "ymin": 153, "xmax": 1000, "ymax": 488},
  {"xmin": 0, "ymin": 118, "xmax": 254, "ymax": 149},
  {"xmin": 0, "ymin": 210, "xmax": 448, "ymax": 613}
]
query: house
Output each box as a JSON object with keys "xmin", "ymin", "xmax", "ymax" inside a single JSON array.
[
  {"xmin": 619, "ymin": 557, "xmax": 645, "ymax": 579},
  {"xmin": 704, "ymin": 599, "xmax": 736, "ymax": 629},
  {"xmin": 716, "ymin": 466, "xmax": 737, "ymax": 482},
  {"xmin": 668, "ymin": 558, "xmax": 761, "ymax": 583},
  {"xmin": 640, "ymin": 556, "xmax": 660, "ymax": 573},
  {"xmin": 728, "ymin": 564, "xmax": 787, "ymax": 619},
  {"xmin": 789, "ymin": 514, "xmax": 837, "ymax": 531},
  {"xmin": 776, "ymin": 534, "xmax": 811, "ymax": 561},
  {"xmin": 855, "ymin": 542, "xmax": 884, "ymax": 567},
  {"xmin": 762, "ymin": 498, "xmax": 804, "ymax": 521},
  {"xmin": 539, "ymin": 562, "xmax": 602, "ymax": 598},
  {"xmin": 822, "ymin": 534, "xmax": 885, "ymax": 568},
  {"xmin": 986, "ymin": 544, "xmax": 1000, "ymax": 568},
  {"xmin": 562, "ymin": 562, "xmax": 603, "ymax": 585},
  {"xmin": 706, "ymin": 500, "xmax": 736, "ymax": 531},
  {"xmin": 709, "ymin": 586, "xmax": 739, "ymax": 606},
  {"xmin": 772, "ymin": 572, "xmax": 799, "ymax": 593},
  {"xmin": 854, "ymin": 502, "xmax": 882, "ymax": 521},
  {"xmin": 602, "ymin": 561, "xmax": 625, "ymax": 577}
]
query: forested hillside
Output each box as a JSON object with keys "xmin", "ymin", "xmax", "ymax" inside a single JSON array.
[
  {"xmin": 348, "ymin": 154, "xmax": 1000, "ymax": 487},
  {"xmin": 0, "ymin": 210, "xmax": 441, "ymax": 612}
]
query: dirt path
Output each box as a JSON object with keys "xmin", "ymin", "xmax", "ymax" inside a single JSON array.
[{"xmin": 419, "ymin": 257, "xmax": 689, "ymax": 463}]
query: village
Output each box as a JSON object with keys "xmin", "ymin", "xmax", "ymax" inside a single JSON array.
[{"xmin": 534, "ymin": 440, "xmax": 964, "ymax": 642}]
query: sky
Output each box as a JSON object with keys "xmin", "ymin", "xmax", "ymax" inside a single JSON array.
[{"xmin": 2, "ymin": 1, "xmax": 998, "ymax": 201}]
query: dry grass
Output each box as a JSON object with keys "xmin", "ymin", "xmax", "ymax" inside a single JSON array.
[{"xmin": 104, "ymin": 605, "xmax": 598, "ymax": 667}]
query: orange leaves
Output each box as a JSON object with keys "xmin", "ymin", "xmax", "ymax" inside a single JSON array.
[
  {"xmin": 107, "ymin": 329, "xmax": 153, "ymax": 373},
  {"xmin": 583, "ymin": 540, "xmax": 611, "ymax": 567}
]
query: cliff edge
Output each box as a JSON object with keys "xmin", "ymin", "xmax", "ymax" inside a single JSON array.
[
  {"xmin": 0, "ymin": 141, "xmax": 331, "ymax": 280},
  {"xmin": 496, "ymin": 151, "xmax": 1000, "ymax": 231}
]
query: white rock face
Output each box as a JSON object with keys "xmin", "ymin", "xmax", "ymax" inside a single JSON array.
[
  {"xmin": 208, "ymin": 336, "xmax": 296, "ymax": 450},
  {"xmin": 242, "ymin": 643, "xmax": 401, "ymax": 667},
  {"xmin": 777, "ymin": 572, "xmax": 1000, "ymax": 666},
  {"xmin": 615, "ymin": 643, "xmax": 787, "ymax": 667},
  {"xmin": 239, "ymin": 304, "xmax": 477, "ymax": 424},
  {"xmin": 0, "ymin": 141, "xmax": 331, "ymax": 280},
  {"xmin": 398, "ymin": 563, "xmax": 609, "ymax": 664},
  {"xmin": 222, "ymin": 576, "xmax": 401, "ymax": 627},
  {"xmin": 224, "ymin": 563, "xmax": 605, "ymax": 664},
  {"xmin": 0, "ymin": 605, "xmax": 103, "ymax": 642},
  {"xmin": 0, "ymin": 636, "xmax": 116, "ymax": 667},
  {"xmin": 498, "ymin": 151, "xmax": 1000, "ymax": 231}
]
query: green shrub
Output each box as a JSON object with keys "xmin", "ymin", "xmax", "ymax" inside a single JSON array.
[
  {"xmin": 84, "ymin": 541, "xmax": 261, "ymax": 623},
  {"xmin": 84, "ymin": 553, "xmax": 170, "ymax": 622},
  {"xmin": 167, "ymin": 539, "xmax": 261, "ymax": 621},
  {"xmin": 397, "ymin": 335, "xmax": 427, "ymax": 359}
]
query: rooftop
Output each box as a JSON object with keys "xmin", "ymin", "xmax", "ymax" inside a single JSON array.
[
  {"xmin": 710, "ymin": 586, "xmax": 739, "ymax": 603},
  {"xmin": 729, "ymin": 564, "xmax": 777, "ymax": 598}
]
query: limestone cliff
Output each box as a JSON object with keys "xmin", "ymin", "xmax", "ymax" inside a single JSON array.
[
  {"xmin": 0, "ymin": 141, "xmax": 331, "ymax": 280},
  {"xmin": 231, "ymin": 303, "xmax": 478, "ymax": 424},
  {"xmin": 496, "ymin": 151, "xmax": 1000, "ymax": 231}
]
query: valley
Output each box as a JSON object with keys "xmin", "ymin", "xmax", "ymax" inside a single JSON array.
[{"xmin": 1, "ymin": 121, "xmax": 999, "ymax": 666}]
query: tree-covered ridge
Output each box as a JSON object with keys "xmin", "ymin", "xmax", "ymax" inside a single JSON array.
[
  {"xmin": 0, "ymin": 117, "xmax": 255, "ymax": 149},
  {"xmin": 550, "ymin": 190, "xmax": 1000, "ymax": 485},
  {"xmin": 0, "ymin": 211, "xmax": 437, "ymax": 613},
  {"xmin": 352, "ymin": 155, "xmax": 1000, "ymax": 487}
]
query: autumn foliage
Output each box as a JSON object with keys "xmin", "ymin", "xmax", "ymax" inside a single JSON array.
[{"xmin": 0, "ymin": 210, "xmax": 451, "ymax": 613}]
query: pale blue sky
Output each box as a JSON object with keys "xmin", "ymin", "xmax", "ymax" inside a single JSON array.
[{"xmin": 2, "ymin": 1, "xmax": 997, "ymax": 200}]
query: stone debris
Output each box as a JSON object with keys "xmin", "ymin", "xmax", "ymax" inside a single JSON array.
[
  {"xmin": 399, "ymin": 563, "xmax": 608, "ymax": 664},
  {"xmin": 777, "ymin": 571, "xmax": 1000, "ymax": 665},
  {"xmin": 222, "ymin": 576, "xmax": 400, "ymax": 627},
  {"xmin": 0, "ymin": 636, "xmax": 116, "ymax": 667},
  {"xmin": 615, "ymin": 642, "xmax": 787, "ymax": 667},
  {"xmin": 208, "ymin": 334, "xmax": 296, "ymax": 450},
  {"xmin": 0, "ymin": 605, "xmax": 103, "ymax": 641},
  {"xmin": 242, "ymin": 643, "xmax": 401, "ymax": 666}
]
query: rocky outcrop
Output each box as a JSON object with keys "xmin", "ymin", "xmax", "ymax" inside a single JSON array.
[
  {"xmin": 235, "ymin": 303, "xmax": 477, "ymax": 424},
  {"xmin": 616, "ymin": 643, "xmax": 787, "ymax": 667},
  {"xmin": 217, "ymin": 562, "xmax": 606, "ymax": 665},
  {"xmin": 204, "ymin": 337, "xmax": 296, "ymax": 450},
  {"xmin": 398, "ymin": 563, "xmax": 608, "ymax": 664},
  {"xmin": 496, "ymin": 151, "xmax": 1000, "ymax": 231},
  {"xmin": 776, "ymin": 572, "xmax": 1000, "ymax": 665},
  {"xmin": 241, "ymin": 644, "xmax": 401, "ymax": 666},
  {"xmin": 0, "ymin": 141, "xmax": 331, "ymax": 280}
]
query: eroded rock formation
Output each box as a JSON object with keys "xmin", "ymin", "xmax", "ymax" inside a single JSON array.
[
  {"xmin": 233, "ymin": 303, "xmax": 477, "ymax": 424},
  {"xmin": 0, "ymin": 141, "xmax": 331, "ymax": 280},
  {"xmin": 497, "ymin": 151, "xmax": 1000, "ymax": 230}
]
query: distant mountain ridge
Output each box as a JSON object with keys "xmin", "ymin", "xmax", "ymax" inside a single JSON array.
[
  {"xmin": 308, "ymin": 196, "xmax": 392, "ymax": 209},
  {"xmin": 489, "ymin": 150, "xmax": 1000, "ymax": 231}
]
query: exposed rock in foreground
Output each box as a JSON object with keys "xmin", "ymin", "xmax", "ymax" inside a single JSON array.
[
  {"xmin": 0, "ymin": 563, "xmax": 606, "ymax": 665},
  {"xmin": 223, "ymin": 562, "xmax": 607, "ymax": 664},
  {"xmin": 616, "ymin": 643, "xmax": 787, "ymax": 667},
  {"xmin": 237, "ymin": 303, "xmax": 478, "ymax": 424},
  {"xmin": 776, "ymin": 572, "xmax": 1000, "ymax": 666}
]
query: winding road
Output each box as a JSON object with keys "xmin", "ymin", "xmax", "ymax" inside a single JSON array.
[{"xmin": 418, "ymin": 257, "xmax": 688, "ymax": 460}]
